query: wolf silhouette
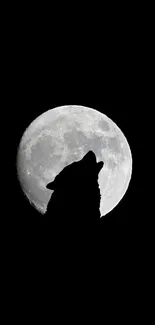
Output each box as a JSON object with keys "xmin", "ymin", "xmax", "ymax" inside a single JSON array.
[{"xmin": 46, "ymin": 151, "xmax": 103, "ymax": 235}]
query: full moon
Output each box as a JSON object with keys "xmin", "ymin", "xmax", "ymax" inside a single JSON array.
[{"xmin": 17, "ymin": 105, "xmax": 132, "ymax": 217}]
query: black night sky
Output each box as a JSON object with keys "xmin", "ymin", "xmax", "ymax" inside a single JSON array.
[{"xmin": 5, "ymin": 56, "xmax": 145, "ymax": 238}]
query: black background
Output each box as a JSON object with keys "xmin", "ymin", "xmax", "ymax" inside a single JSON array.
[
  {"xmin": 4, "ymin": 42, "xmax": 146, "ymax": 244},
  {"xmin": 1, "ymin": 9, "xmax": 150, "ymax": 316},
  {"xmin": 6, "ymin": 94, "xmax": 145, "ymax": 264}
]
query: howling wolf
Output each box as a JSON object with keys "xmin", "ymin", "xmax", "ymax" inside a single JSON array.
[{"xmin": 46, "ymin": 151, "xmax": 103, "ymax": 235}]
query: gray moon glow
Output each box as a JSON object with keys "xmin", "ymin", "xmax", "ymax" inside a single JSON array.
[{"xmin": 17, "ymin": 105, "xmax": 132, "ymax": 217}]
